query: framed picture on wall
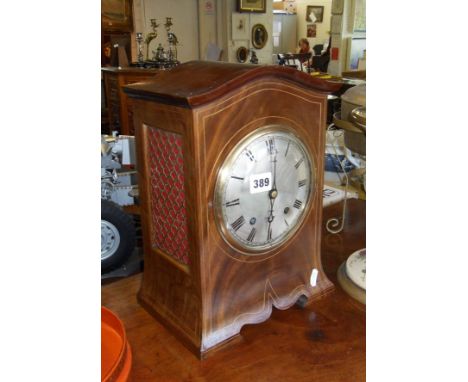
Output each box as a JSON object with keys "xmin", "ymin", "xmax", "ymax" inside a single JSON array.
[
  {"xmin": 237, "ymin": 0, "xmax": 266, "ymax": 13},
  {"xmin": 307, "ymin": 24, "xmax": 317, "ymax": 38},
  {"xmin": 306, "ymin": 6, "xmax": 324, "ymax": 23},
  {"xmin": 284, "ymin": 0, "xmax": 297, "ymax": 14},
  {"xmin": 251, "ymin": 23, "xmax": 268, "ymax": 49},
  {"xmin": 101, "ymin": 0, "xmax": 134, "ymax": 32},
  {"xmin": 232, "ymin": 13, "xmax": 250, "ymax": 40}
]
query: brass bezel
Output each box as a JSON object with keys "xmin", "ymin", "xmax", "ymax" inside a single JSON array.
[{"xmin": 214, "ymin": 125, "xmax": 315, "ymax": 255}]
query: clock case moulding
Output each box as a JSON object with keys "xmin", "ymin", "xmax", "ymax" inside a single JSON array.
[{"xmin": 124, "ymin": 61, "xmax": 342, "ymax": 358}]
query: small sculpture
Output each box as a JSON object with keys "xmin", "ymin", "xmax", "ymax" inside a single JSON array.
[
  {"xmin": 250, "ymin": 50, "xmax": 259, "ymax": 64},
  {"xmin": 134, "ymin": 17, "xmax": 180, "ymax": 69},
  {"xmin": 155, "ymin": 43, "xmax": 165, "ymax": 61}
]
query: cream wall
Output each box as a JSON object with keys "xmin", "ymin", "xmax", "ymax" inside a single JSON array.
[
  {"xmin": 130, "ymin": 0, "xmax": 276, "ymax": 65},
  {"xmin": 198, "ymin": 1, "xmax": 218, "ymax": 59},
  {"xmin": 131, "ymin": 0, "xmax": 200, "ymax": 63},
  {"xmin": 129, "ymin": 0, "xmax": 345, "ymax": 66},
  {"xmin": 295, "ymin": 0, "xmax": 332, "ymax": 50},
  {"xmin": 198, "ymin": 0, "xmax": 274, "ymax": 65},
  {"xmin": 197, "ymin": 0, "xmax": 226, "ymax": 60},
  {"xmin": 224, "ymin": 0, "xmax": 274, "ymax": 64}
]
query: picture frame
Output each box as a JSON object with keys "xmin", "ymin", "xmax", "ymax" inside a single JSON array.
[
  {"xmin": 284, "ymin": 0, "xmax": 297, "ymax": 14},
  {"xmin": 307, "ymin": 24, "xmax": 317, "ymax": 38},
  {"xmin": 251, "ymin": 24, "xmax": 268, "ymax": 49},
  {"xmin": 237, "ymin": 0, "xmax": 266, "ymax": 13},
  {"xmin": 236, "ymin": 46, "xmax": 249, "ymax": 63},
  {"xmin": 306, "ymin": 6, "xmax": 324, "ymax": 23},
  {"xmin": 101, "ymin": 0, "xmax": 134, "ymax": 32},
  {"xmin": 232, "ymin": 13, "xmax": 250, "ymax": 40}
]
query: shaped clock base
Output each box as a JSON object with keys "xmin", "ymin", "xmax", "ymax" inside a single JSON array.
[
  {"xmin": 137, "ymin": 292, "xmax": 204, "ymax": 357},
  {"xmin": 125, "ymin": 61, "xmax": 341, "ymax": 359},
  {"xmin": 138, "ymin": 272, "xmax": 333, "ymax": 358}
]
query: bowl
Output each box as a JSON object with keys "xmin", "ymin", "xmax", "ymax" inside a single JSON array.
[{"xmin": 101, "ymin": 306, "xmax": 132, "ymax": 382}]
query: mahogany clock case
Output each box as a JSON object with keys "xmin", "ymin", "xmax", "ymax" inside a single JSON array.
[{"xmin": 124, "ymin": 61, "xmax": 341, "ymax": 357}]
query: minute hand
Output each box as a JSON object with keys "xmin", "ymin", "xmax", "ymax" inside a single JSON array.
[
  {"xmin": 266, "ymin": 152, "xmax": 278, "ymax": 242},
  {"xmin": 271, "ymin": 150, "xmax": 276, "ymax": 190},
  {"xmin": 272, "ymin": 153, "xmax": 277, "ymax": 190}
]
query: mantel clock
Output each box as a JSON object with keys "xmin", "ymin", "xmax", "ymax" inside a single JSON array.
[{"xmin": 124, "ymin": 61, "xmax": 340, "ymax": 358}]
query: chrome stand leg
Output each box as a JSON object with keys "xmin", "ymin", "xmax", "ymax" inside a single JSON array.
[{"xmin": 326, "ymin": 124, "xmax": 349, "ymax": 234}]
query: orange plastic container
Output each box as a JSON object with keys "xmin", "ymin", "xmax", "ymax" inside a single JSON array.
[{"xmin": 101, "ymin": 306, "xmax": 132, "ymax": 382}]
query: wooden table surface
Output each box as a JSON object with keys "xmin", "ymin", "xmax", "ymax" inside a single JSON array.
[{"xmin": 102, "ymin": 199, "xmax": 366, "ymax": 382}]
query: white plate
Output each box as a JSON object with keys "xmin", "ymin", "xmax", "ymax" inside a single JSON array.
[{"xmin": 345, "ymin": 248, "xmax": 366, "ymax": 290}]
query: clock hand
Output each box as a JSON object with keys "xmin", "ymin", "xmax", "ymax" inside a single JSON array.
[
  {"xmin": 267, "ymin": 198, "xmax": 275, "ymax": 222},
  {"xmin": 266, "ymin": 197, "xmax": 274, "ymax": 242},
  {"xmin": 269, "ymin": 153, "xmax": 278, "ymax": 211},
  {"xmin": 267, "ymin": 140, "xmax": 278, "ymax": 242},
  {"xmin": 272, "ymin": 153, "xmax": 277, "ymax": 190},
  {"xmin": 269, "ymin": 139, "xmax": 277, "ymax": 191},
  {"xmin": 267, "ymin": 180, "xmax": 277, "ymax": 242}
]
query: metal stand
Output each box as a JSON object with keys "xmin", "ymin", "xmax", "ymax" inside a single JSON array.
[
  {"xmin": 325, "ymin": 115, "xmax": 366, "ymax": 234},
  {"xmin": 325, "ymin": 123, "xmax": 350, "ymax": 234}
]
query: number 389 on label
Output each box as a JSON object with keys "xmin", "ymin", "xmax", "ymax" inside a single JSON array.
[{"xmin": 250, "ymin": 172, "xmax": 272, "ymax": 194}]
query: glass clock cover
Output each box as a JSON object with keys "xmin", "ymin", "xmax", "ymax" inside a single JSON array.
[{"xmin": 215, "ymin": 126, "xmax": 314, "ymax": 253}]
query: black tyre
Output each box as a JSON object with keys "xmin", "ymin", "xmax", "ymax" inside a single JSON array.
[{"xmin": 101, "ymin": 199, "xmax": 136, "ymax": 273}]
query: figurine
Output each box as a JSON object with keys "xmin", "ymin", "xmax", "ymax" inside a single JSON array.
[
  {"xmin": 155, "ymin": 43, "xmax": 165, "ymax": 61},
  {"xmin": 250, "ymin": 50, "xmax": 259, "ymax": 64},
  {"xmin": 135, "ymin": 16, "xmax": 180, "ymax": 69}
]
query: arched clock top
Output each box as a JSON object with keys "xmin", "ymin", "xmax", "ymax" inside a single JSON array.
[
  {"xmin": 129, "ymin": 58, "xmax": 335, "ymax": 357},
  {"xmin": 124, "ymin": 60, "xmax": 342, "ymax": 108}
]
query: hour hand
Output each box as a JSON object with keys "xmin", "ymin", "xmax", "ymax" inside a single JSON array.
[{"xmin": 266, "ymin": 187, "xmax": 277, "ymax": 224}]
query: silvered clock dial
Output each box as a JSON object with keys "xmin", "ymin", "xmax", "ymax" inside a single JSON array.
[{"xmin": 215, "ymin": 126, "xmax": 314, "ymax": 253}]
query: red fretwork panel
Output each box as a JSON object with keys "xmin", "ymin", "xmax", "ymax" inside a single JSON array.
[{"xmin": 146, "ymin": 126, "xmax": 190, "ymax": 265}]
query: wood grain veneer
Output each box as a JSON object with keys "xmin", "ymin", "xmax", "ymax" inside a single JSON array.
[
  {"xmin": 101, "ymin": 199, "xmax": 366, "ymax": 381},
  {"xmin": 124, "ymin": 61, "xmax": 342, "ymax": 357}
]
